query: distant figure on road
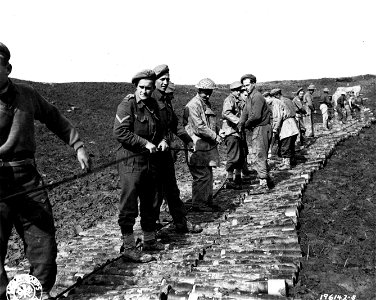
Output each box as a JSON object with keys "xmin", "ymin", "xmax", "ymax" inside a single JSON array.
[
  {"xmin": 220, "ymin": 81, "xmax": 246, "ymax": 190},
  {"xmin": 292, "ymin": 87, "xmax": 306, "ymax": 148},
  {"xmin": 0, "ymin": 42, "xmax": 91, "ymax": 300},
  {"xmin": 183, "ymin": 78, "xmax": 222, "ymax": 211},
  {"xmin": 319, "ymin": 87, "xmax": 332, "ymax": 130},
  {"xmin": 336, "ymin": 92, "xmax": 346, "ymax": 124},
  {"xmin": 239, "ymin": 74, "xmax": 273, "ymax": 192},
  {"xmin": 303, "ymin": 84, "xmax": 316, "ymax": 137}
]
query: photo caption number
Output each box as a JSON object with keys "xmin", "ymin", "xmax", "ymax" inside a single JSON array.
[{"xmin": 319, "ymin": 295, "xmax": 356, "ymax": 300}]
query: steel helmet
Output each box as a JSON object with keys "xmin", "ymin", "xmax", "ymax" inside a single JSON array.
[
  {"xmin": 307, "ymin": 84, "xmax": 316, "ymax": 90},
  {"xmin": 195, "ymin": 78, "xmax": 216, "ymax": 90},
  {"xmin": 323, "ymin": 87, "xmax": 329, "ymax": 93}
]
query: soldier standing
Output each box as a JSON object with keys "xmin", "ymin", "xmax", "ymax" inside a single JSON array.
[
  {"xmin": 183, "ymin": 78, "xmax": 221, "ymax": 211},
  {"xmin": 239, "ymin": 74, "xmax": 272, "ymax": 191},
  {"xmin": 292, "ymin": 88, "xmax": 306, "ymax": 148},
  {"xmin": 319, "ymin": 87, "xmax": 332, "ymax": 130},
  {"xmin": 303, "ymin": 84, "xmax": 316, "ymax": 137},
  {"xmin": 0, "ymin": 42, "xmax": 91, "ymax": 300},
  {"xmin": 151, "ymin": 64, "xmax": 202, "ymax": 233},
  {"xmin": 220, "ymin": 81, "xmax": 245, "ymax": 189},
  {"xmin": 114, "ymin": 69, "xmax": 168, "ymax": 263}
]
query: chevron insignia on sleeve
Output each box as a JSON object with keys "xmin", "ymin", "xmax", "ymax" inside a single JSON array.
[{"xmin": 116, "ymin": 114, "xmax": 130, "ymax": 123}]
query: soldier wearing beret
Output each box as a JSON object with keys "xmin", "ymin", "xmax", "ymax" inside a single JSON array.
[
  {"xmin": 0, "ymin": 42, "xmax": 91, "ymax": 300},
  {"xmin": 151, "ymin": 64, "xmax": 202, "ymax": 234},
  {"xmin": 238, "ymin": 74, "xmax": 273, "ymax": 191},
  {"xmin": 303, "ymin": 84, "xmax": 316, "ymax": 137},
  {"xmin": 220, "ymin": 81, "xmax": 246, "ymax": 189},
  {"xmin": 113, "ymin": 69, "xmax": 168, "ymax": 262}
]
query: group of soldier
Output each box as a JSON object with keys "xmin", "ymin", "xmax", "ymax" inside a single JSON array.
[{"xmin": 0, "ymin": 40, "xmax": 364, "ymax": 300}]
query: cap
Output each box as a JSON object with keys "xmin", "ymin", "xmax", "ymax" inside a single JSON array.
[
  {"xmin": 262, "ymin": 91, "xmax": 271, "ymax": 97},
  {"xmin": 229, "ymin": 81, "xmax": 242, "ymax": 90},
  {"xmin": 195, "ymin": 78, "xmax": 216, "ymax": 90},
  {"xmin": 153, "ymin": 64, "xmax": 169, "ymax": 78},
  {"xmin": 341, "ymin": 91, "xmax": 346, "ymax": 95},
  {"xmin": 296, "ymin": 87, "xmax": 304, "ymax": 94},
  {"xmin": 323, "ymin": 87, "xmax": 329, "ymax": 93},
  {"xmin": 166, "ymin": 82, "xmax": 176, "ymax": 93},
  {"xmin": 307, "ymin": 84, "xmax": 316, "ymax": 90},
  {"xmin": 240, "ymin": 74, "xmax": 256, "ymax": 84},
  {"xmin": 0, "ymin": 42, "xmax": 10, "ymax": 63},
  {"xmin": 270, "ymin": 88, "xmax": 282, "ymax": 96},
  {"xmin": 131, "ymin": 69, "xmax": 156, "ymax": 85}
]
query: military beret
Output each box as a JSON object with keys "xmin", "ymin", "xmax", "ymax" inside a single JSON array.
[
  {"xmin": 240, "ymin": 74, "xmax": 256, "ymax": 84},
  {"xmin": 131, "ymin": 69, "xmax": 156, "ymax": 85},
  {"xmin": 307, "ymin": 84, "xmax": 316, "ymax": 90},
  {"xmin": 0, "ymin": 42, "xmax": 10, "ymax": 63},
  {"xmin": 323, "ymin": 87, "xmax": 329, "ymax": 93},
  {"xmin": 270, "ymin": 88, "xmax": 282, "ymax": 96},
  {"xmin": 153, "ymin": 64, "xmax": 170, "ymax": 78},
  {"xmin": 296, "ymin": 87, "xmax": 304, "ymax": 94},
  {"xmin": 229, "ymin": 81, "xmax": 242, "ymax": 90},
  {"xmin": 166, "ymin": 82, "xmax": 176, "ymax": 93}
]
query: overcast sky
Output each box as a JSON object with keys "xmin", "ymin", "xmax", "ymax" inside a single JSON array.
[{"xmin": 2, "ymin": 0, "xmax": 375, "ymax": 84}]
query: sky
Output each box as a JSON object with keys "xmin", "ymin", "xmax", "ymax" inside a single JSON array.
[{"xmin": 2, "ymin": 0, "xmax": 376, "ymax": 84}]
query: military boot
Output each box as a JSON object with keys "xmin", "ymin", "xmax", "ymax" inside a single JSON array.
[
  {"xmin": 121, "ymin": 233, "xmax": 155, "ymax": 263},
  {"xmin": 143, "ymin": 231, "xmax": 165, "ymax": 251},
  {"xmin": 278, "ymin": 158, "xmax": 291, "ymax": 170}
]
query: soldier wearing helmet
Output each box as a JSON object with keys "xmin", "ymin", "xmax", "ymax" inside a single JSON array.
[
  {"xmin": 238, "ymin": 74, "xmax": 273, "ymax": 192},
  {"xmin": 292, "ymin": 87, "xmax": 306, "ymax": 148},
  {"xmin": 183, "ymin": 78, "xmax": 222, "ymax": 211},
  {"xmin": 303, "ymin": 84, "xmax": 316, "ymax": 137},
  {"xmin": 220, "ymin": 81, "xmax": 246, "ymax": 189}
]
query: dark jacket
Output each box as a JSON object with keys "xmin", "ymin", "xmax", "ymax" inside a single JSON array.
[{"xmin": 239, "ymin": 87, "xmax": 270, "ymax": 129}]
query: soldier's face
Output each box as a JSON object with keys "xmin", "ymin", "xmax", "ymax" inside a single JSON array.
[
  {"xmin": 242, "ymin": 79, "xmax": 254, "ymax": 93},
  {"xmin": 298, "ymin": 91, "xmax": 304, "ymax": 98},
  {"xmin": 156, "ymin": 74, "xmax": 170, "ymax": 92},
  {"xmin": 198, "ymin": 89, "xmax": 213, "ymax": 101},
  {"xmin": 0, "ymin": 58, "xmax": 11, "ymax": 89},
  {"xmin": 136, "ymin": 79, "xmax": 155, "ymax": 100}
]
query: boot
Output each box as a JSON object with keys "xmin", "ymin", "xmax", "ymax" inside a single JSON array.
[
  {"xmin": 250, "ymin": 178, "xmax": 269, "ymax": 194},
  {"xmin": 143, "ymin": 231, "xmax": 165, "ymax": 251},
  {"xmin": 121, "ymin": 233, "xmax": 155, "ymax": 263},
  {"xmin": 175, "ymin": 221, "xmax": 203, "ymax": 234},
  {"xmin": 278, "ymin": 158, "xmax": 291, "ymax": 170}
]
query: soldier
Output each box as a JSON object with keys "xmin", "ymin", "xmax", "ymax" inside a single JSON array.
[
  {"xmin": 113, "ymin": 69, "xmax": 168, "ymax": 263},
  {"xmin": 303, "ymin": 84, "xmax": 316, "ymax": 137},
  {"xmin": 151, "ymin": 64, "xmax": 202, "ymax": 234},
  {"xmin": 269, "ymin": 89, "xmax": 299, "ymax": 170},
  {"xmin": 292, "ymin": 88, "xmax": 306, "ymax": 148},
  {"xmin": 183, "ymin": 78, "xmax": 221, "ymax": 211},
  {"xmin": 220, "ymin": 81, "xmax": 246, "ymax": 189},
  {"xmin": 319, "ymin": 88, "xmax": 332, "ymax": 130},
  {"xmin": 239, "ymin": 87, "xmax": 252, "ymax": 179},
  {"xmin": 239, "ymin": 74, "xmax": 273, "ymax": 191},
  {"xmin": 336, "ymin": 91, "xmax": 346, "ymax": 124},
  {"xmin": 0, "ymin": 42, "xmax": 91, "ymax": 300}
]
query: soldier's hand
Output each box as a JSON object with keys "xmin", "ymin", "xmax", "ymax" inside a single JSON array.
[
  {"xmin": 77, "ymin": 146, "xmax": 91, "ymax": 171},
  {"xmin": 187, "ymin": 141, "xmax": 195, "ymax": 152},
  {"xmin": 145, "ymin": 141, "xmax": 157, "ymax": 153},
  {"xmin": 157, "ymin": 139, "xmax": 169, "ymax": 152}
]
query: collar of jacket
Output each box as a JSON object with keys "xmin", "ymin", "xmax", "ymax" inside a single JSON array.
[
  {"xmin": 153, "ymin": 89, "xmax": 169, "ymax": 110},
  {"xmin": 0, "ymin": 79, "xmax": 10, "ymax": 95},
  {"xmin": 196, "ymin": 93, "xmax": 211, "ymax": 108},
  {"xmin": 248, "ymin": 86, "xmax": 257, "ymax": 99}
]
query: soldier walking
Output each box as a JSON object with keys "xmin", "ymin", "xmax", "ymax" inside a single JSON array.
[{"xmin": 303, "ymin": 84, "xmax": 316, "ymax": 137}]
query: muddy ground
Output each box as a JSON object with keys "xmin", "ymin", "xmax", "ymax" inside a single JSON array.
[{"xmin": 5, "ymin": 76, "xmax": 376, "ymax": 299}]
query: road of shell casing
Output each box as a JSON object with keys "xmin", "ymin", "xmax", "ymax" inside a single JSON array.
[{"xmin": 6, "ymin": 109, "xmax": 375, "ymax": 300}]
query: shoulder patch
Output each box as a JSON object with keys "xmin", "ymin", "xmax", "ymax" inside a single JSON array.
[{"xmin": 116, "ymin": 114, "xmax": 130, "ymax": 123}]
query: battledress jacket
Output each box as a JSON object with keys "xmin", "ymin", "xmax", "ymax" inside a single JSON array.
[
  {"xmin": 0, "ymin": 80, "xmax": 83, "ymax": 161},
  {"xmin": 271, "ymin": 97, "xmax": 299, "ymax": 140},
  {"xmin": 239, "ymin": 88, "xmax": 270, "ymax": 130},
  {"xmin": 183, "ymin": 94, "xmax": 220, "ymax": 167},
  {"xmin": 303, "ymin": 92, "xmax": 314, "ymax": 115},
  {"xmin": 220, "ymin": 93, "xmax": 242, "ymax": 137}
]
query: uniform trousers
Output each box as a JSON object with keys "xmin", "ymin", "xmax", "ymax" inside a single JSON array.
[
  {"xmin": 249, "ymin": 124, "xmax": 272, "ymax": 179},
  {"xmin": 0, "ymin": 163, "xmax": 57, "ymax": 299},
  {"xmin": 224, "ymin": 135, "xmax": 245, "ymax": 172},
  {"xmin": 154, "ymin": 151, "xmax": 187, "ymax": 226},
  {"xmin": 188, "ymin": 166, "xmax": 213, "ymax": 205},
  {"xmin": 303, "ymin": 113, "xmax": 314, "ymax": 137},
  {"xmin": 279, "ymin": 135, "xmax": 298, "ymax": 159},
  {"xmin": 117, "ymin": 149, "xmax": 158, "ymax": 234}
]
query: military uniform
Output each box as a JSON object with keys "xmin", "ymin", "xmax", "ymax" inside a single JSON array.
[
  {"xmin": 152, "ymin": 89, "xmax": 191, "ymax": 228},
  {"xmin": 113, "ymin": 93, "xmax": 164, "ymax": 234},
  {"xmin": 303, "ymin": 91, "xmax": 315, "ymax": 137},
  {"xmin": 0, "ymin": 80, "xmax": 84, "ymax": 299}
]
